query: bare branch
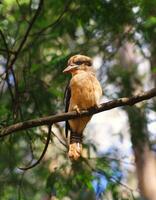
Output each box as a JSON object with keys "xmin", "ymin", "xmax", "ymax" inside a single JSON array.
[{"xmin": 0, "ymin": 88, "xmax": 156, "ymax": 137}]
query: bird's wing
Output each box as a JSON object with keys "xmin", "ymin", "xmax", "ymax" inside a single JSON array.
[{"xmin": 64, "ymin": 81, "xmax": 71, "ymax": 138}]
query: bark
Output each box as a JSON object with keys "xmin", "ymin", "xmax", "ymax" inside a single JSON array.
[
  {"xmin": 134, "ymin": 145, "xmax": 156, "ymax": 200},
  {"xmin": 119, "ymin": 40, "xmax": 156, "ymax": 200},
  {"xmin": 0, "ymin": 87, "xmax": 156, "ymax": 137},
  {"xmin": 127, "ymin": 106, "xmax": 156, "ymax": 200}
]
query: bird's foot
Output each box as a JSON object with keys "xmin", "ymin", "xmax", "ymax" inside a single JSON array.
[
  {"xmin": 73, "ymin": 105, "xmax": 81, "ymax": 114},
  {"xmin": 68, "ymin": 143, "xmax": 82, "ymax": 160}
]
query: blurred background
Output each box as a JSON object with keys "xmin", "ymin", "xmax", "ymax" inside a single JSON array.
[{"xmin": 0, "ymin": 0, "xmax": 156, "ymax": 199}]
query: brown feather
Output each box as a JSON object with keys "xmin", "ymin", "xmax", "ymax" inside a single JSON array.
[{"xmin": 63, "ymin": 55, "xmax": 102, "ymax": 160}]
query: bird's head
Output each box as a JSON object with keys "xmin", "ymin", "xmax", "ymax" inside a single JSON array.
[{"xmin": 63, "ymin": 55, "xmax": 92, "ymax": 74}]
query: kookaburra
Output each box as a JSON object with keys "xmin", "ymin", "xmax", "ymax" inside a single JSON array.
[{"xmin": 63, "ymin": 55, "xmax": 102, "ymax": 160}]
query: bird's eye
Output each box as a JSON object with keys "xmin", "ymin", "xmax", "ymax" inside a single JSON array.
[{"xmin": 75, "ymin": 61, "xmax": 83, "ymax": 65}]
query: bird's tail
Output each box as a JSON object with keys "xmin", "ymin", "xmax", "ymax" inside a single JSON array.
[{"xmin": 68, "ymin": 132, "xmax": 83, "ymax": 160}]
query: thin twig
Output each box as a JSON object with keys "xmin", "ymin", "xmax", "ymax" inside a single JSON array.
[
  {"xmin": 31, "ymin": 0, "xmax": 70, "ymax": 37},
  {"xmin": 82, "ymin": 158, "xmax": 139, "ymax": 195},
  {"xmin": 51, "ymin": 130, "xmax": 67, "ymax": 149},
  {"xmin": 22, "ymin": 0, "xmax": 71, "ymax": 52},
  {"xmin": 8, "ymin": 0, "xmax": 44, "ymax": 70},
  {"xmin": 0, "ymin": 48, "xmax": 16, "ymax": 55},
  {"xmin": 3, "ymin": 0, "xmax": 44, "ymax": 120},
  {"xmin": 0, "ymin": 29, "xmax": 15, "ymax": 103},
  {"xmin": 19, "ymin": 124, "xmax": 52, "ymax": 170},
  {"xmin": 88, "ymin": 156, "xmax": 135, "ymax": 166},
  {"xmin": 0, "ymin": 80, "xmax": 6, "ymax": 97},
  {"xmin": 16, "ymin": 0, "xmax": 30, "ymax": 24},
  {"xmin": 0, "ymin": 29, "xmax": 10, "ymax": 58}
]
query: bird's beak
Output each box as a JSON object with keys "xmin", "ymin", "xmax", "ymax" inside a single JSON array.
[{"xmin": 63, "ymin": 65, "xmax": 78, "ymax": 73}]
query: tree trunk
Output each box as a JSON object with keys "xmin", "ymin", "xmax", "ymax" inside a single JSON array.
[{"xmin": 118, "ymin": 40, "xmax": 156, "ymax": 200}]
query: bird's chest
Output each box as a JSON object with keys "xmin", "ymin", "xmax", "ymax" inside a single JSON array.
[{"xmin": 69, "ymin": 73, "xmax": 96, "ymax": 109}]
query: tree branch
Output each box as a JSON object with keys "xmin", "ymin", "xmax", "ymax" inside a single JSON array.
[
  {"xmin": 31, "ymin": 0, "xmax": 70, "ymax": 37},
  {"xmin": 8, "ymin": 0, "xmax": 44, "ymax": 70},
  {"xmin": 19, "ymin": 124, "xmax": 52, "ymax": 170},
  {"xmin": 0, "ymin": 88, "xmax": 156, "ymax": 137},
  {"xmin": 0, "ymin": 29, "xmax": 10, "ymax": 59},
  {"xmin": 2, "ymin": 0, "xmax": 44, "ymax": 120},
  {"xmin": 0, "ymin": 48, "xmax": 16, "ymax": 55},
  {"xmin": 0, "ymin": 29, "xmax": 15, "ymax": 104}
]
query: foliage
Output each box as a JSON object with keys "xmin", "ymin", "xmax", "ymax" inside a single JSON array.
[{"xmin": 0, "ymin": 0, "xmax": 156, "ymax": 199}]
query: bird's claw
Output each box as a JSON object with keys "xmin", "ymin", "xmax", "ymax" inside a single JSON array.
[{"xmin": 73, "ymin": 105, "xmax": 81, "ymax": 114}]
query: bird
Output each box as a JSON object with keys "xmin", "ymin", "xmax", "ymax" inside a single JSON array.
[{"xmin": 63, "ymin": 55, "xmax": 102, "ymax": 160}]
